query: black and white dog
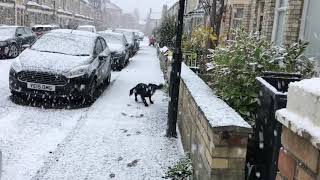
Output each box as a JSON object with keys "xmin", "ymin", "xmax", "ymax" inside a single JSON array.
[{"xmin": 129, "ymin": 83, "xmax": 164, "ymax": 106}]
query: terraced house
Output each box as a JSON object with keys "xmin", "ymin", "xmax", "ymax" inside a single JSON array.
[
  {"xmin": 0, "ymin": 0, "xmax": 102, "ymax": 29},
  {"xmin": 249, "ymin": 0, "xmax": 320, "ymax": 60}
]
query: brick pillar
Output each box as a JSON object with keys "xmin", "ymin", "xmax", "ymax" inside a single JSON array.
[
  {"xmin": 283, "ymin": 0, "xmax": 303, "ymax": 45},
  {"xmin": 261, "ymin": 0, "xmax": 276, "ymax": 41},
  {"xmin": 276, "ymin": 78, "xmax": 320, "ymax": 180}
]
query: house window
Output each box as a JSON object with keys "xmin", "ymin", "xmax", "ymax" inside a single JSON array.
[
  {"xmin": 300, "ymin": 0, "xmax": 320, "ymax": 59},
  {"xmin": 272, "ymin": 0, "xmax": 288, "ymax": 45},
  {"xmin": 233, "ymin": 7, "xmax": 244, "ymax": 29}
]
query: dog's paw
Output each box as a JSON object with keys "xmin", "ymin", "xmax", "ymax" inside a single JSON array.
[
  {"xmin": 144, "ymin": 104, "xmax": 149, "ymax": 107},
  {"xmin": 150, "ymin": 101, "xmax": 154, "ymax": 104}
]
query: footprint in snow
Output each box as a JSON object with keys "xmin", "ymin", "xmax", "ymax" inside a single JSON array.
[
  {"xmin": 109, "ymin": 173, "xmax": 115, "ymax": 178},
  {"xmin": 136, "ymin": 131, "xmax": 142, "ymax": 135},
  {"xmin": 127, "ymin": 159, "xmax": 139, "ymax": 167},
  {"xmin": 135, "ymin": 114, "xmax": 144, "ymax": 118},
  {"xmin": 120, "ymin": 129, "xmax": 128, "ymax": 133},
  {"xmin": 117, "ymin": 157, "xmax": 123, "ymax": 161},
  {"xmin": 121, "ymin": 112, "xmax": 127, "ymax": 116}
]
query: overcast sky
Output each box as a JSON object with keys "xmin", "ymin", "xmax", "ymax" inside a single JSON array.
[{"xmin": 111, "ymin": 0, "xmax": 177, "ymax": 20}]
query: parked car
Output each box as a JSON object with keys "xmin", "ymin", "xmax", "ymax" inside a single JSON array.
[
  {"xmin": 114, "ymin": 29, "xmax": 139, "ymax": 56},
  {"xmin": 32, "ymin": 24, "xmax": 60, "ymax": 37},
  {"xmin": 9, "ymin": 29, "xmax": 112, "ymax": 102},
  {"xmin": 0, "ymin": 26, "xmax": 37, "ymax": 59},
  {"xmin": 76, "ymin": 25, "xmax": 97, "ymax": 33},
  {"xmin": 98, "ymin": 31, "xmax": 130, "ymax": 71},
  {"xmin": 138, "ymin": 31, "xmax": 144, "ymax": 41}
]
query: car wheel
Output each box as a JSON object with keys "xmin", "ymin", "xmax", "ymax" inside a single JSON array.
[
  {"xmin": 86, "ymin": 80, "xmax": 97, "ymax": 103},
  {"xmin": 104, "ymin": 73, "xmax": 111, "ymax": 86},
  {"xmin": 8, "ymin": 44, "xmax": 19, "ymax": 58}
]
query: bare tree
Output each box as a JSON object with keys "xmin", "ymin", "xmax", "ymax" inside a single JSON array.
[{"xmin": 199, "ymin": 0, "xmax": 225, "ymax": 47}]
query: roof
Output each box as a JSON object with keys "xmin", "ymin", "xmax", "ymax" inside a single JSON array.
[
  {"xmin": 50, "ymin": 29, "xmax": 99, "ymax": 38},
  {"xmin": 102, "ymin": 1, "xmax": 121, "ymax": 10},
  {"xmin": 0, "ymin": 25, "xmax": 22, "ymax": 28}
]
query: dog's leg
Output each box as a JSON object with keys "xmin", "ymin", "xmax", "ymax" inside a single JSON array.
[
  {"xmin": 141, "ymin": 96, "xmax": 148, "ymax": 106},
  {"xmin": 149, "ymin": 96, "xmax": 154, "ymax": 104},
  {"xmin": 135, "ymin": 93, "xmax": 138, "ymax": 102}
]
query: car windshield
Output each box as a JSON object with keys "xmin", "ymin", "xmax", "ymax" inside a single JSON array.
[
  {"xmin": 100, "ymin": 34, "xmax": 122, "ymax": 44},
  {"xmin": 31, "ymin": 33, "xmax": 94, "ymax": 56},
  {"xmin": 0, "ymin": 27, "xmax": 16, "ymax": 37},
  {"xmin": 114, "ymin": 30, "xmax": 133, "ymax": 42}
]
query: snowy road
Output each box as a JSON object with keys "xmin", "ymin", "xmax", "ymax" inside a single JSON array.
[{"xmin": 0, "ymin": 43, "xmax": 183, "ymax": 180}]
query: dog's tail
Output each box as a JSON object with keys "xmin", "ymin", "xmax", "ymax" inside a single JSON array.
[{"xmin": 129, "ymin": 87, "xmax": 135, "ymax": 96}]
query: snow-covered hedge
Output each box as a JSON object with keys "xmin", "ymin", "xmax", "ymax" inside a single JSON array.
[{"xmin": 207, "ymin": 28, "xmax": 316, "ymax": 124}]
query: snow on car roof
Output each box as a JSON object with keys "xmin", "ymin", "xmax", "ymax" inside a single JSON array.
[
  {"xmin": 50, "ymin": 29, "xmax": 99, "ymax": 38},
  {"xmin": 32, "ymin": 24, "xmax": 59, "ymax": 28},
  {"xmin": 78, "ymin": 25, "xmax": 95, "ymax": 28},
  {"xmin": 98, "ymin": 31, "xmax": 123, "ymax": 37}
]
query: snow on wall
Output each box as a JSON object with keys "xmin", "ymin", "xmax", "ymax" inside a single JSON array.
[
  {"xmin": 276, "ymin": 78, "xmax": 320, "ymax": 149},
  {"xmin": 181, "ymin": 63, "xmax": 251, "ymax": 129}
]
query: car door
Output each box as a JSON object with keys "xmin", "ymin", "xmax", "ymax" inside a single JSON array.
[
  {"xmin": 100, "ymin": 38, "xmax": 111, "ymax": 75},
  {"xmin": 15, "ymin": 27, "xmax": 28, "ymax": 50},
  {"xmin": 93, "ymin": 38, "xmax": 106, "ymax": 84},
  {"xmin": 23, "ymin": 27, "xmax": 36, "ymax": 45}
]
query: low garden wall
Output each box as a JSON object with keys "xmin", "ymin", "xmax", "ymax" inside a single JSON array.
[{"xmin": 159, "ymin": 50, "xmax": 252, "ymax": 179}]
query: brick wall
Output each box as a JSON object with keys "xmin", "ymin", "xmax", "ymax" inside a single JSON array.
[
  {"xmin": 282, "ymin": 0, "xmax": 303, "ymax": 45},
  {"xmin": 176, "ymin": 64, "xmax": 252, "ymax": 180},
  {"xmin": 277, "ymin": 127, "xmax": 320, "ymax": 180},
  {"xmin": 261, "ymin": 0, "xmax": 276, "ymax": 41}
]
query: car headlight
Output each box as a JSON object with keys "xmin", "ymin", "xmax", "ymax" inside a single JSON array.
[
  {"xmin": 65, "ymin": 65, "xmax": 90, "ymax": 78},
  {"xmin": 0, "ymin": 41, "xmax": 7, "ymax": 46},
  {"xmin": 11, "ymin": 58, "xmax": 23, "ymax": 73}
]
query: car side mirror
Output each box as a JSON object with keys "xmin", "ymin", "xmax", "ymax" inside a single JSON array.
[
  {"xmin": 125, "ymin": 43, "xmax": 129, "ymax": 47},
  {"xmin": 17, "ymin": 33, "xmax": 23, "ymax": 37},
  {"xmin": 22, "ymin": 44, "xmax": 30, "ymax": 49}
]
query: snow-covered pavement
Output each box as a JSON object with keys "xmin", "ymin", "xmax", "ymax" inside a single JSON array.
[{"xmin": 0, "ymin": 43, "xmax": 183, "ymax": 180}]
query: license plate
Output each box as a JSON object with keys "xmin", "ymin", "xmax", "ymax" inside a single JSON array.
[{"xmin": 27, "ymin": 83, "xmax": 55, "ymax": 92}]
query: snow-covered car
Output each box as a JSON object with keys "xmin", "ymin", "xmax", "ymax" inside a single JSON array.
[
  {"xmin": 114, "ymin": 29, "xmax": 139, "ymax": 56},
  {"xmin": 138, "ymin": 31, "xmax": 144, "ymax": 40},
  {"xmin": 98, "ymin": 31, "xmax": 130, "ymax": 71},
  {"xmin": 9, "ymin": 29, "xmax": 112, "ymax": 102},
  {"xmin": 32, "ymin": 24, "xmax": 60, "ymax": 38},
  {"xmin": 76, "ymin": 25, "xmax": 97, "ymax": 33},
  {"xmin": 0, "ymin": 26, "xmax": 37, "ymax": 59}
]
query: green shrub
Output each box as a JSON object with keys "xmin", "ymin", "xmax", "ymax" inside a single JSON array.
[
  {"xmin": 155, "ymin": 16, "xmax": 176, "ymax": 47},
  {"xmin": 209, "ymin": 28, "xmax": 316, "ymax": 124},
  {"xmin": 164, "ymin": 156, "xmax": 193, "ymax": 180}
]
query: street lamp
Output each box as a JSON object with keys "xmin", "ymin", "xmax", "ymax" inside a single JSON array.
[{"xmin": 166, "ymin": 0, "xmax": 186, "ymax": 138}]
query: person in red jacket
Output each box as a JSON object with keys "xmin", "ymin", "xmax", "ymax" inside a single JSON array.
[{"xmin": 149, "ymin": 36, "xmax": 156, "ymax": 46}]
